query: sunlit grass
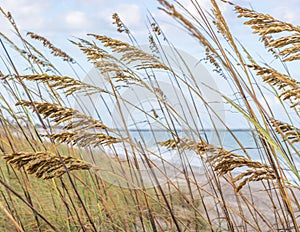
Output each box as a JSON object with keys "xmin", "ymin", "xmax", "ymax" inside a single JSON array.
[{"xmin": 0, "ymin": 0, "xmax": 299, "ymax": 231}]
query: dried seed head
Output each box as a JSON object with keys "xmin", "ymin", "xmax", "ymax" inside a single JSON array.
[
  {"xmin": 249, "ymin": 64, "xmax": 300, "ymax": 109},
  {"xmin": 88, "ymin": 34, "xmax": 170, "ymax": 71},
  {"xmin": 44, "ymin": 131, "xmax": 120, "ymax": 147},
  {"xmin": 112, "ymin": 13, "xmax": 129, "ymax": 34},
  {"xmin": 11, "ymin": 74, "xmax": 107, "ymax": 96},
  {"xmin": 235, "ymin": 5, "xmax": 300, "ymax": 62},
  {"xmin": 151, "ymin": 23, "xmax": 161, "ymax": 35},
  {"xmin": 271, "ymin": 119, "xmax": 300, "ymax": 144},
  {"xmin": 3, "ymin": 151, "xmax": 91, "ymax": 179},
  {"xmin": 159, "ymin": 136, "xmax": 276, "ymax": 192},
  {"xmin": 16, "ymin": 100, "xmax": 108, "ymax": 131},
  {"xmin": 27, "ymin": 32, "xmax": 74, "ymax": 63}
]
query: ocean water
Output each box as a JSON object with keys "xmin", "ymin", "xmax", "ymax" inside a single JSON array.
[{"xmin": 108, "ymin": 129, "xmax": 300, "ymax": 184}]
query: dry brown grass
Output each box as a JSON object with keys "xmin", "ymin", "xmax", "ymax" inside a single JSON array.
[
  {"xmin": 27, "ymin": 32, "xmax": 74, "ymax": 63},
  {"xmin": 16, "ymin": 100, "xmax": 108, "ymax": 131},
  {"xmin": 3, "ymin": 151, "xmax": 90, "ymax": 179},
  {"xmin": 0, "ymin": 0, "xmax": 299, "ymax": 231}
]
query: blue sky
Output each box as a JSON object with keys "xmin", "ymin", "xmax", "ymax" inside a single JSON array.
[
  {"xmin": 2, "ymin": 0, "xmax": 300, "ymax": 44},
  {"xmin": 0, "ymin": 0, "xmax": 299, "ymax": 129},
  {"xmin": 1, "ymin": 0, "xmax": 300, "ymax": 69}
]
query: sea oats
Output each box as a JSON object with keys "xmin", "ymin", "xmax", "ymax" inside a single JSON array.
[
  {"xmin": 27, "ymin": 32, "xmax": 74, "ymax": 63},
  {"xmin": 1, "ymin": 1, "xmax": 300, "ymax": 230},
  {"xmin": 158, "ymin": 0, "xmax": 214, "ymax": 53},
  {"xmin": 44, "ymin": 131, "xmax": 120, "ymax": 147},
  {"xmin": 159, "ymin": 137, "xmax": 276, "ymax": 192},
  {"xmin": 3, "ymin": 151, "xmax": 90, "ymax": 179},
  {"xmin": 248, "ymin": 64, "xmax": 299, "ymax": 89},
  {"xmin": 148, "ymin": 35, "xmax": 159, "ymax": 57},
  {"xmin": 235, "ymin": 5, "xmax": 300, "ymax": 62},
  {"xmin": 208, "ymin": 149, "xmax": 276, "ymax": 192},
  {"xmin": 16, "ymin": 100, "xmax": 107, "ymax": 131},
  {"xmin": 271, "ymin": 119, "xmax": 300, "ymax": 144},
  {"xmin": 73, "ymin": 38, "xmax": 141, "ymax": 86},
  {"xmin": 158, "ymin": 0, "xmax": 228, "ymax": 77},
  {"xmin": 23, "ymin": 50, "xmax": 53, "ymax": 68},
  {"xmin": 158, "ymin": 138, "xmax": 204, "ymax": 151},
  {"xmin": 249, "ymin": 64, "xmax": 300, "ymax": 109},
  {"xmin": 112, "ymin": 13, "xmax": 129, "ymax": 34},
  {"xmin": 88, "ymin": 34, "xmax": 170, "ymax": 71},
  {"xmin": 14, "ymin": 74, "xmax": 107, "ymax": 96},
  {"xmin": 151, "ymin": 22, "xmax": 161, "ymax": 36},
  {"xmin": 234, "ymin": 169, "xmax": 276, "ymax": 192}
]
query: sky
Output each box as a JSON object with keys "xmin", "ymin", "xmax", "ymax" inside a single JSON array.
[
  {"xmin": 1, "ymin": 0, "xmax": 300, "ymax": 40},
  {"xmin": 1, "ymin": 0, "xmax": 300, "ymax": 54},
  {"xmin": 0, "ymin": 0, "xmax": 299, "ymax": 129}
]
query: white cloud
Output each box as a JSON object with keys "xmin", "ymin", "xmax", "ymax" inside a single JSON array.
[
  {"xmin": 65, "ymin": 11, "xmax": 90, "ymax": 29},
  {"xmin": 1, "ymin": 0, "xmax": 51, "ymax": 30},
  {"xmin": 117, "ymin": 4, "xmax": 143, "ymax": 27},
  {"xmin": 270, "ymin": 6, "xmax": 300, "ymax": 23},
  {"xmin": 100, "ymin": 4, "xmax": 143, "ymax": 29},
  {"xmin": 74, "ymin": 0, "xmax": 108, "ymax": 7},
  {"xmin": 177, "ymin": 0, "xmax": 212, "ymax": 14}
]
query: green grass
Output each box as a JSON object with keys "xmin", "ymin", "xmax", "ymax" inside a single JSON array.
[{"xmin": 0, "ymin": 133, "xmax": 208, "ymax": 231}]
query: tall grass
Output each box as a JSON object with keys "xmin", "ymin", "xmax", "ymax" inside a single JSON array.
[{"xmin": 0, "ymin": 0, "xmax": 299, "ymax": 231}]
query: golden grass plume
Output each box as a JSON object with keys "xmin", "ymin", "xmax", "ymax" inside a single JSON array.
[
  {"xmin": 271, "ymin": 119, "xmax": 300, "ymax": 144},
  {"xmin": 3, "ymin": 151, "xmax": 90, "ymax": 179},
  {"xmin": 88, "ymin": 34, "xmax": 170, "ymax": 71},
  {"xmin": 160, "ymin": 138, "xmax": 276, "ymax": 192},
  {"xmin": 234, "ymin": 4, "xmax": 300, "ymax": 62},
  {"xmin": 16, "ymin": 100, "xmax": 107, "ymax": 131},
  {"xmin": 3, "ymin": 74, "xmax": 108, "ymax": 96},
  {"xmin": 112, "ymin": 13, "xmax": 129, "ymax": 34},
  {"xmin": 249, "ymin": 64, "xmax": 300, "ymax": 109},
  {"xmin": 27, "ymin": 32, "xmax": 74, "ymax": 63},
  {"xmin": 44, "ymin": 131, "xmax": 120, "ymax": 147}
]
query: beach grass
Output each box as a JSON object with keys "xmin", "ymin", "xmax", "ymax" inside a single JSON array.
[{"xmin": 0, "ymin": 0, "xmax": 299, "ymax": 231}]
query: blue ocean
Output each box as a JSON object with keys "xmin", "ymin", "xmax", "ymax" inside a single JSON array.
[{"xmin": 115, "ymin": 129, "xmax": 300, "ymax": 184}]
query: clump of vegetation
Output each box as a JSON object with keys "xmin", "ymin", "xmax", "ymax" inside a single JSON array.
[{"xmin": 0, "ymin": 0, "xmax": 299, "ymax": 231}]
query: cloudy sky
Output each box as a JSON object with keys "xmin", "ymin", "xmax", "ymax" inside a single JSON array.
[
  {"xmin": 1, "ymin": 0, "xmax": 299, "ymax": 68},
  {"xmin": 0, "ymin": 0, "xmax": 299, "ymax": 128},
  {"xmin": 1, "ymin": 0, "xmax": 300, "ymax": 46}
]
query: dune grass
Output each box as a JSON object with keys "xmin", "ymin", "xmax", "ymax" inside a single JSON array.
[{"xmin": 0, "ymin": 0, "xmax": 299, "ymax": 231}]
